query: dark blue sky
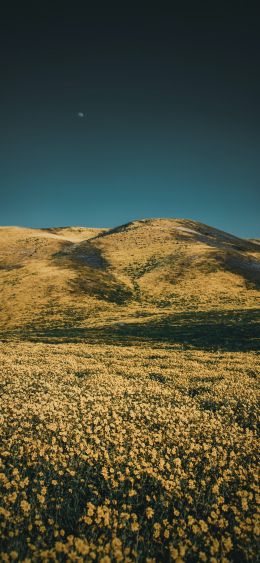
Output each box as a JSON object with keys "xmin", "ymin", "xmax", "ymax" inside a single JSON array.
[{"xmin": 0, "ymin": 2, "xmax": 259, "ymax": 237}]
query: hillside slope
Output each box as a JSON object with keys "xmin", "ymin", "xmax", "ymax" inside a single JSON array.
[{"xmin": 0, "ymin": 219, "xmax": 259, "ymax": 347}]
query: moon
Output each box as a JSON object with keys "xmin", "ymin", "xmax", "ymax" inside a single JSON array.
[{"xmin": 78, "ymin": 112, "xmax": 84, "ymax": 118}]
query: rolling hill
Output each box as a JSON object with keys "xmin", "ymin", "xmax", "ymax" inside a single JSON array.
[
  {"xmin": 0, "ymin": 218, "xmax": 259, "ymax": 348},
  {"xmin": 1, "ymin": 220, "xmax": 260, "ymax": 561}
]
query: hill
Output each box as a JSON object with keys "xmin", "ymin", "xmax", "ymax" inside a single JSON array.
[
  {"xmin": 0, "ymin": 218, "xmax": 259, "ymax": 348},
  {"xmin": 1, "ymin": 222, "xmax": 259, "ymax": 561}
]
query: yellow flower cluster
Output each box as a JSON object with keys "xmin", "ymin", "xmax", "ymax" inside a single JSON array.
[{"xmin": 0, "ymin": 341, "xmax": 259, "ymax": 561}]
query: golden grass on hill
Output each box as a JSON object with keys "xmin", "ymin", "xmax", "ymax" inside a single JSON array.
[
  {"xmin": 0, "ymin": 341, "xmax": 259, "ymax": 562},
  {"xmin": 0, "ymin": 219, "xmax": 259, "ymax": 561},
  {"xmin": 0, "ymin": 219, "xmax": 259, "ymax": 334}
]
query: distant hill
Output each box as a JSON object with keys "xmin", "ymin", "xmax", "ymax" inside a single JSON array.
[{"xmin": 0, "ymin": 219, "xmax": 259, "ymax": 348}]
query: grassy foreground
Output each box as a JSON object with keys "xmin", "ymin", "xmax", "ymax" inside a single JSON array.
[{"xmin": 0, "ymin": 341, "xmax": 259, "ymax": 562}]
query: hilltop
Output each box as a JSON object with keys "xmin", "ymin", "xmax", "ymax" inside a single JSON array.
[{"xmin": 0, "ymin": 218, "xmax": 259, "ymax": 348}]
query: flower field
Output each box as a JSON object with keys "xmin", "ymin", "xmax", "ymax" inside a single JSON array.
[{"xmin": 0, "ymin": 341, "xmax": 259, "ymax": 561}]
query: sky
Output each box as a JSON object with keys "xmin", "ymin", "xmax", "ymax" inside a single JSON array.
[{"xmin": 0, "ymin": 1, "xmax": 259, "ymax": 237}]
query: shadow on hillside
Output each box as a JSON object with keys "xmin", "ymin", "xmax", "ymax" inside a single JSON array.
[
  {"xmin": 113, "ymin": 308, "xmax": 259, "ymax": 351},
  {"xmin": 53, "ymin": 243, "xmax": 133, "ymax": 305},
  {"xmin": 2, "ymin": 309, "xmax": 259, "ymax": 352},
  {"xmin": 171, "ymin": 230, "xmax": 260, "ymax": 289}
]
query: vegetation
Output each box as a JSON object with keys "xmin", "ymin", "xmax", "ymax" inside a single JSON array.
[
  {"xmin": 0, "ymin": 219, "xmax": 259, "ymax": 561},
  {"xmin": 0, "ymin": 219, "xmax": 260, "ymax": 334},
  {"xmin": 0, "ymin": 342, "xmax": 259, "ymax": 561}
]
